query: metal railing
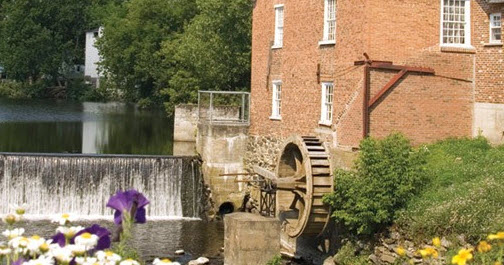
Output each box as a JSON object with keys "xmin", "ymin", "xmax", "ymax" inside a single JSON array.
[{"xmin": 198, "ymin": 91, "xmax": 250, "ymax": 125}]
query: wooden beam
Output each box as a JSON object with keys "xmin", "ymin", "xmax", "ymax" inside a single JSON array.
[
  {"xmin": 370, "ymin": 63, "xmax": 435, "ymax": 74},
  {"xmin": 368, "ymin": 69, "xmax": 408, "ymax": 109},
  {"xmin": 253, "ymin": 165, "xmax": 277, "ymax": 180}
]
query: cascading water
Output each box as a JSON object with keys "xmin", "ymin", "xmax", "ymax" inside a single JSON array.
[{"xmin": 0, "ymin": 154, "xmax": 203, "ymax": 219}]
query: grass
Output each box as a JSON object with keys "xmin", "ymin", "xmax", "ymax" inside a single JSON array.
[{"xmin": 396, "ymin": 137, "xmax": 504, "ymax": 242}]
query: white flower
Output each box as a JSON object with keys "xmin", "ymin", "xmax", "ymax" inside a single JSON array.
[
  {"xmin": 119, "ymin": 259, "xmax": 140, "ymax": 265},
  {"xmin": 11, "ymin": 203, "xmax": 28, "ymax": 215},
  {"xmin": 23, "ymin": 255, "xmax": 55, "ymax": 265},
  {"xmin": 74, "ymin": 232, "xmax": 98, "ymax": 250},
  {"xmin": 9, "ymin": 236, "xmax": 29, "ymax": 254},
  {"xmin": 0, "ymin": 247, "xmax": 11, "ymax": 255},
  {"xmin": 56, "ymin": 226, "xmax": 84, "ymax": 238},
  {"xmin": 2, "ymin": 214, "xmax": 21, "ymax": 225},
  {"xmin": 67, "ymin": 244, "xmax": 87, "ymax": 256},
  {"xmin": 27, "ymin": 235, "xmax": 46, "ymax": 256},
  {"xmin": 75, "ymin": 257, "xmax": 100, "ymax": 265},
  {"xmin": 96, "ymin": 250, "xmax": 122, "ymax": 263},
  {"xmin": 3, "ymin": 228, "xmax": 25, "ymax": 239},
  {"xmin": 49, "ymin": 245, "xmax": 73, "ymax": 264},
  {"xmin": 52, "ymin": 213, "xmax": 76, "ymax": 225},
  {"xmin": 153, "ymin": 258, "xmax": 180, "ymax": 265}
]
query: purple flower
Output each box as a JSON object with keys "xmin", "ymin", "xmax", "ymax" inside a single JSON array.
[
  {"xmin": 72, "ymin": 225, "xmax": 111, "ymax": 251},
  {"xmin": 12, "ymin": 258, "xmax": 25, "ymax": 265},
  {"xmin": 51, "ymin": 233, "xmax": 66, "ymax": 247},
  {"xmin": 106, "ymin": 189, "xmax": 149, "ymax": 225}
]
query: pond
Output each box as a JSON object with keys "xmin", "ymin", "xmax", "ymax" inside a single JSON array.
[{"xmin": 0, "ymin": 98, "xmax": 174, "ymax": 155}]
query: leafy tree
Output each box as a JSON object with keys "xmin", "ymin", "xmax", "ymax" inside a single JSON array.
[
  {"xmin": 159, "ymin": 0, "xmax": 253, "ymax": 113},
  {"xmin": 96, "ymin": 0, "xmax": 197, "ymax": 103},
  {"xmin": 0, "ymin": 0, "xmax": 90, "ymax": 87}
]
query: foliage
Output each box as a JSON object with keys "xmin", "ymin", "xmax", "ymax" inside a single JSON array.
[
  {"xmin": 159, "ymin": 0, "xmax": 253, "ymax": 114},
  {"xmin": 266, "ymin": 255, "xmax": 282, "ymax": 265},
  {"xmin": 96, "ymin": 0, "xmax": 197, "ymax": 103},
  {"xmin": 323, "ymin": 133, "xmax": 429, "ymax": 235},
  {"xmin": 0, "ymin": 0, "xmax": 89, "ymax": 83},
  {"xmin": 331, "ymin": 241, "xmax": 370, "ymax": 265},
  {"xmin": 396, "ymin": 137, "xmax": 504, "ymax": 241},
  {"xmin": 0, "ymin": 81, "xmax": 29, "ymax": 99}
]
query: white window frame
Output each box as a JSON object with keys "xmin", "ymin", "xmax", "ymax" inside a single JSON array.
[
  {"xmin": 320, "ymin": 0, "xmax": 337, "ymax": 45},
  {"xmin": 490, "ymin": 13, "xmax": 502, "ymax": 44},
  {"xmin": 319, "ymin": 82, "xmax": 334, "ymax": 126},
  {"xmin": 272, "ymin": 5, "xmax": 284, "ymax": 49},
  {"xmin": 270, "ymin": 80, "xmax": 282, "ymax": 120},
  {"xmin": 440, "ymin": 0, "xmax": 472, "ymax": 48}
]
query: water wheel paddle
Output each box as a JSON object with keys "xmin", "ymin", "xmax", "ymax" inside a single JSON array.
[{"xmin": 275, "ymin": 135, "xmax": 333, "ymax": 238}]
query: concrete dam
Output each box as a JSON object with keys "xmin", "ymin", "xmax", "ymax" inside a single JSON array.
[{"xmin": 0, "ymin": 153, "xmax": 204, "ymax": 218}]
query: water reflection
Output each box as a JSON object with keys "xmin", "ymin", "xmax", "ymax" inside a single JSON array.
[{"xmin": 0, "ymin": 99, "xmax": 174, "ymax": 155}]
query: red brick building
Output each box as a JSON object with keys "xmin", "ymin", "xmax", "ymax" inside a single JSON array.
[{"xmin": 247, "ymin": 0, "xmax": 504, "ymax": 167}]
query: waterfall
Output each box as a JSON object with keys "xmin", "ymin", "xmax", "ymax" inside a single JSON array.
[{"xmin": 0, "ymin": 154, "xmax": 203, "ymax": 219}]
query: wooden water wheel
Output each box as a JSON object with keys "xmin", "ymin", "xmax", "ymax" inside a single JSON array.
[{"xmin": 275, "ymin": 135, "xmax": 333, "ymax": 238}]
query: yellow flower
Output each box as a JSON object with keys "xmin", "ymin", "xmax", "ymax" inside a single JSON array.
[
  {"xmin": 488, "ymin": 232, "xmax": 504, "ymax": 240},
  {"xmin": 419, "ymin": 247, "xmax": 438, "ymax": 259},
  {"xmin": 396, "ymin": 246, "xmax": 406, "ymax": 257},
  {"xmin": 477, "ymin": 241, "xmax": 492, "ymax": 253},
  {"xmin": 495, "ymin": 262, "xmax": 502, "ymax": 265},
  {"xmin": 452, "ymin": 248, "xmax": 473, "ymax": 265},
  {"xmin": 433, "ymin": 237, "xmax": 441, "ymax": 248}
]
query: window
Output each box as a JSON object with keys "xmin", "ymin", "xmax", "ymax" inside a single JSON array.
[
  {"xmin": 321, "ymin": 0, "xmax": 336, "ymax": 44},
  {"xmin": 490, "ymin": 13, "xmax": 502, "ymax": 44},
  {"xmin": 271, "ymin": 81, "xmax": 282, "ymax": 119},
  {"xmin": 441, "ymin": 0, "xmax": 471, "ymax": 47},
  {"xmin": 273, "ymin": 5, "xmax": 284, "ymax": 48},
  {"xmin": 320, "ymin": 82, "xmax": 334, "ymax": 125}
]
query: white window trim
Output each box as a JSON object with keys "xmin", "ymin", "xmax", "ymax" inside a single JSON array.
[
  {"xmin": 490, "ymin": 12, "xmax": 502, "ymax": 44},
  {"xmin": 319, "ymin": 82, "xmax": 334, "ymax": 126},
  {"xmin": 270, "ymin": 80, "xmax": 282, "ymax": 120},
  {"xmin": 319, "ymin": 0, "xmax": 336, "ymax": 46},
  {"xmin": 272, "ymin": 5, "xmax": 284, "ymax": 49},
  {"xmin": 439, "ymin": 0, "xmax": 472, "ymax": 48}
]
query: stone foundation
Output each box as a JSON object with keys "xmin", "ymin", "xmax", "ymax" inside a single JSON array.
[
  {"xmin": 243, "ymin": 135, "xmax": 283, "ymax": 172},
  {"xmin": 224, "ymin": 213, "xmax": 281, "ymax": 265}
]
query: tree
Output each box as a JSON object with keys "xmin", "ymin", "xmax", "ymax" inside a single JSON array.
[
  {"xmin": 96, "ymin": 0, "xmax": 197, "ymax": 104},
  {"xmin": 159, "ymin": 0, "xmax": 253, "ymax": 113},
  {"xmin": 0, "ymin": 0, "xmax": 90, "ymax": 87}
]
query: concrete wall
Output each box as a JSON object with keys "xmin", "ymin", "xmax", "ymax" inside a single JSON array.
[
  {"xmin": 197, "ymin": 123, "xmax": 249, "ymax": 212},
  {"xmin": 474, "ymin": 102, "xmax": 504, "ymax": 145},
  {"xmin": 174, "ymin": 104, "xmax": 199, "ymax": 142},
  {"xmin": 224, "ymin": 213, "xmax": 280, "ymax": 265}
]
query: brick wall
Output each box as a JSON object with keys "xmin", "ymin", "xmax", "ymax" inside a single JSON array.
[{"xmin": 251, "ymin": 0, "xmax": 503, "ymax": 148}]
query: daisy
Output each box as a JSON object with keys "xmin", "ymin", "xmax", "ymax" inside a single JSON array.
[{"xmin": 74, "ymin": 232, "xmax": 98, "ymax": 250}]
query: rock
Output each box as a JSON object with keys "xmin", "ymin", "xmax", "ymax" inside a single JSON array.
[
  {"xmin": 383, "ymin": 238, "xmax": 396, "ymax": 244},
  {"xmin": 380, "ymin": 253, "xmax": 396, "ymax": 264},
  {"xmin": 441, "ymin": 237, "xmax": 452, "ymax": 248},
  {"xmin": 390, "ymin": 231, "xmax": 401, "ymax": 241},
  {"xmin": 175, "ymin": 249, "xmax": 184, "ymax": 255},
  {"xmin": 457, "ymin": 234, "xmax": 466, "ymax": 245},
  {"xmin": 368, "ymin": 254, "xmax": 379, "ymax": 264},
  {"xmin": 188, "ymin": 257, "xmax": 209, "ymax": 265},
  {"xmin": 323, "ymin": 256, "xmax": 336, "ymax": 265}
]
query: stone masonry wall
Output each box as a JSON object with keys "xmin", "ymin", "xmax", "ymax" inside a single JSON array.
[{"xmin": 243, "ymin": 135, "xmax": 283, "ymax": 172}]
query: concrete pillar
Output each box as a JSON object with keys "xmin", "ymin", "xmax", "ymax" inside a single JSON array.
[{"xmin": 224, "ymin": 213, "xmax": 280, "ymax": 265}]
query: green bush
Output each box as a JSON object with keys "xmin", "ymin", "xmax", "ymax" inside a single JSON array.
[
  {"xmin": 0, "ymin": 80, "xmax": 28, "ymax": 99},
  {"xmin": 266, "ymin": 255, "xmax": 282, "ymax": 265},
  {"xmin": 323, "ymin": 133, "xmax": 428, "ymax": 235}
]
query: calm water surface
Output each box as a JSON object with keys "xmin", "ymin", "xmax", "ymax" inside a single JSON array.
[{"xmin": 0, "ymin": 99, "xmax": 174, "ymax": 155}]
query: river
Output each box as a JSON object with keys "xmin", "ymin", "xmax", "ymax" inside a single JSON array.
[{"xmin": 0, "ymin": 98, "xmax": 174, "ymax": 155}]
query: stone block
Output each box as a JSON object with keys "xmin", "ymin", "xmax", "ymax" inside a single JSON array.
[{"xmin": 224, "ymin": 213, "xmax": 280, "ymax": 265}]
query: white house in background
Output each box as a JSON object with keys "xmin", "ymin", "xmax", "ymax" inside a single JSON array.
[{"xmin": 85, "ymin": 27, "xmax": 103, "ymax": 88}]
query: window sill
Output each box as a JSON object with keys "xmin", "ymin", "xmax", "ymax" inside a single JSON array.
[
  {"xmin": 271, "ymin": 45, "xmax": 283, "ymax": 50},
  {"xmin": 484, "ymin": 42, "xmax": 503, "ymax": 47},
  {"xmin": 318, "ymin": 40, "xmax": 336, "ymax": 46},
  {"xmin": 440, "ymin": 45, "xmax": 476, "ymax": 54},
  {"xmin": 270, "ymin": 116, "xmax": 282, "ymax": 121},
  {"xmin": 319, "ymin": 121, "xmax": 332, "ymax": 127}
]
